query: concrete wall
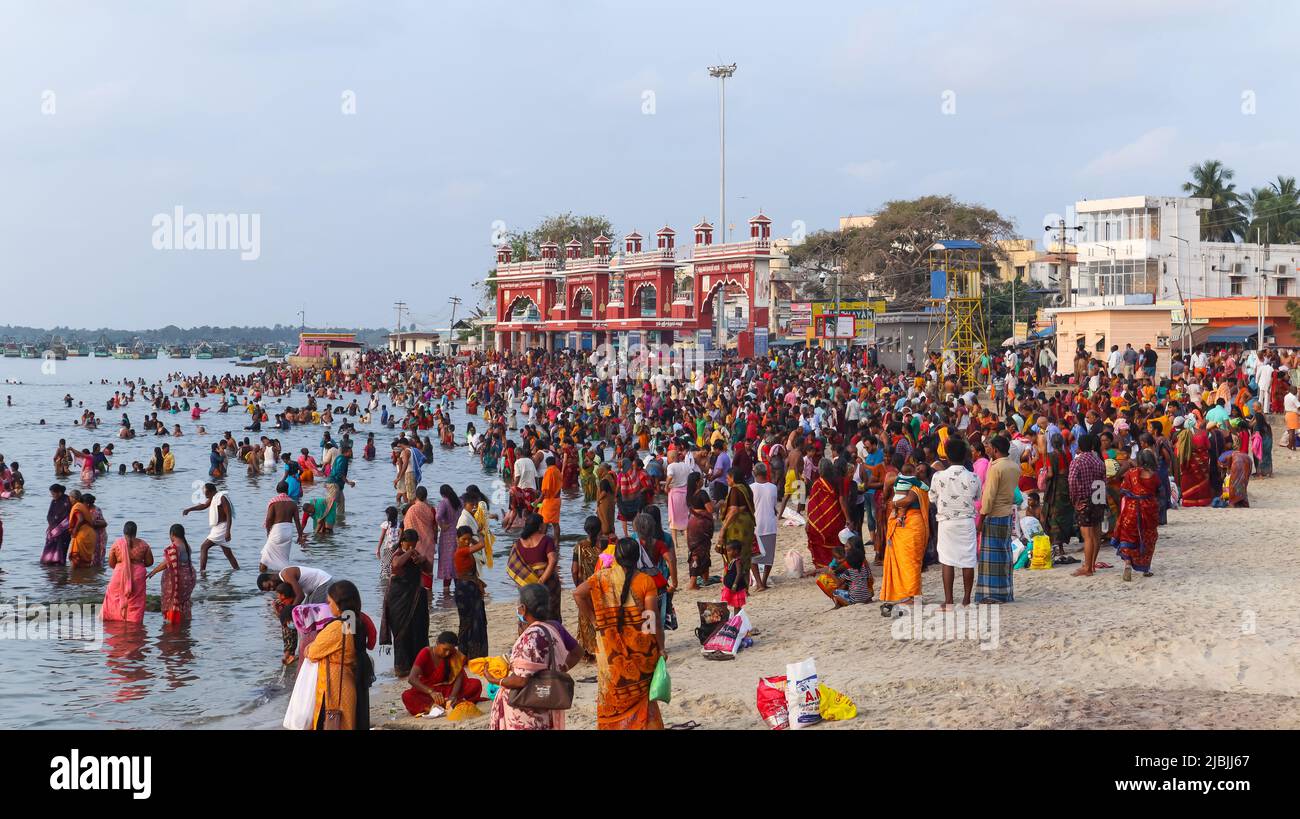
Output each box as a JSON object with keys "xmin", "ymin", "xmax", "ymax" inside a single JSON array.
[{"xmin": 1054, "ymin": 308, "xmax": 1172, "ymax": 378}]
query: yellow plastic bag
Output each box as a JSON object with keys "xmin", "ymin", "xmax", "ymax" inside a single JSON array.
[
  {"xmin": 817, "ymin": 683, "xmax": 857, "ymax": 721},
  {"xmin": 1029, "ymin": 534, "xmax": 1054, "ymax": 570},
  {"xmin": 466, "ymin": 656, "xmax": 509, "ymax": 680}
]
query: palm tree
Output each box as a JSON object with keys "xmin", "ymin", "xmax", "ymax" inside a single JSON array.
[
  {"xmin": 1244, "ymin": 175, "xmax": 1300, "ymax": 244},
  {"xmin": 1182, "ymin": 160, "xmax": 1247, "ymax": 242}
]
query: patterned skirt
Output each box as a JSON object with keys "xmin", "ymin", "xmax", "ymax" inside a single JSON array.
[{"xmin": 976, "ymin": 515, "xmax": 1014, "ymax": 603}]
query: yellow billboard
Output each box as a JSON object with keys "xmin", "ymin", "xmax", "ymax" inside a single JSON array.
[{"xmin": 810, "ymin": 300, "xmax": 886, "ymax": 336}]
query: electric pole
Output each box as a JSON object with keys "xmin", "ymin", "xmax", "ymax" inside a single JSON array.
[
  {"xmin": 447, "ymin": 295, "xmax": 463, "ymax": 354},
  {"xmin": 708, "ymin": 63, "xmax": 737, "ymax": 244},
  {"xmin": 1045, "ymin": 218, "xmax": 1084, "ymax": 306},
  {"xmin": 393, "ymin": 301, "xmax": 406, "ymax": 354}
]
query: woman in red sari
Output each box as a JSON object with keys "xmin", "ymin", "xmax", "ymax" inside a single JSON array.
[
  {"xmin": 560, "ymin": 441, "xmax": 579, "ymax": 490},
  {"xmin": 1113, "ymin": 451, "xmax": 1160, "ymax": 581},
  {"xmin": 1176, "ymin": 418, "xmax": 1213, "ymax": 507},
  {"xmin": 804, "ymin": 459, "xmax": 847, "ymax": 568},
  {"xmin": 148, "ymin": 523, "xmax": 196, "ymax": 624}
]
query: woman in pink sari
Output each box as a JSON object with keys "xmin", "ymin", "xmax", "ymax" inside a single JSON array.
[{"xmin": 102, "ymin": 522, "xmax": 153, "ymax": 624}]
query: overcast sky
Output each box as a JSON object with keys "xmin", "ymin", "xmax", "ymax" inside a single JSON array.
[{"xmin": 1, "ymin": 0, "xmax": 1294, "ymax": 331}]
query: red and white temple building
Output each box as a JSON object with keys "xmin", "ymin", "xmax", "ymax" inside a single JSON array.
[{"xmin": 491, "ymin": 213, "xmax": 777, "ymax": 356}]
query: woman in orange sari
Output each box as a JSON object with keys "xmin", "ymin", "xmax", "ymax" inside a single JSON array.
[
  {"xmin": 880, "ymin": 462, "xmax": 931, "ymax": 614},
  {"xmin": 573, "ymin": 537, "xmax": 664, "ymax": 730},
  {"xmin": 306, "ymin": 579, "xmax": 372, "ymax": 730},
  {"xmin": 67, "ymin": 493, "xmax": 99, "ymax": 568},
  {"xmin": 804, "ymin": 459, "xmax": 847, "ymax": 568}
]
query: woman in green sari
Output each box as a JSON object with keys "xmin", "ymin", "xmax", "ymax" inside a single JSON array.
[
  {"xmin": 578, "ymin": 445, "xmax": 597, "ymax": 502},
  {"xmin": 716, "ymin": 467, "xmax": 758, "ymax": 590}
]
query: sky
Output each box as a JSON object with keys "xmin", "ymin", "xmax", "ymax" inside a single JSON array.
[{"xmin": 1, "ymin": 0, "xmax": 1296, "ymax": 332}]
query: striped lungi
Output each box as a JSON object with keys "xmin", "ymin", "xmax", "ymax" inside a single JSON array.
[{"xmin": 976, "ymin": 514, "xmax": 1014, "ymax": 603}]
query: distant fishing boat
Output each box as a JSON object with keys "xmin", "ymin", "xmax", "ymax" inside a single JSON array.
[
  {"xmin": 68, "ymin": 340, "xmax": 89, "ymax": 357},
  {"xmin": 48, "ymin": 342, "xmax": 68, "ymax": 360},
  {"xmin": 210, "ymin": 342, "xmax": 233, "ymax": 358},
  {"xmin": 194, "ymin": 342, "xmax": 214, "ymax": 360},
  {"xmin": 20, "ymin": 344, "xmax": 40, "ymax": 359},
  {"xmin": 264, "ymin": 342, "xmax": 285, "ymax": 359},
  {"xmin": 93, "ymin": 336, "xmax": 111, "ymax": 357},
  {"xmin": 167, "ymin": 344, "xmax": 191, "ymax": 359},
  {"xmin": 113, "ymin": 342, "xmax": 136, "ymax": 360},
  {"xmin": 2, "ymin": 338, "xmax": 19, "ymax": 358},
  {"xmin": 135, "ymin": 341, "xmax": 158, "ymax": 359}
]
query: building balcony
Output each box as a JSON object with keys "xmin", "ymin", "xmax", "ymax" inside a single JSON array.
[{"xmin": 692, "ymin": 238, "xmax": 770, "ymax": 260}]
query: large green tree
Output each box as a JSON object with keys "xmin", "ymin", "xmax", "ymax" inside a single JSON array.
[
  {"xmin": 478, "ymin": 212, "xmax": 615, "ymax": 302},
  {"xmin": 787, "ymin": 195, "xmax": 1016, "ymax": 310},
  {"xmin": 1182, "ymin": 159, "xmax": 1248, "ymax": 242},
  {"xmin": 1244, "ymin": 175, "xmax": 1300, "ymax": 244}
]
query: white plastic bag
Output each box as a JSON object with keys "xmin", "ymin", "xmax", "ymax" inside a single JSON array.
[
  {"xmin": 282, "ymin": 658, "xmax": 320, "ymax": 730},
  {"xmin": 785, "ymin": 657, "xmax": 821, "ymax": 729},
  {"xmin": 702, "ymin": 609, "xmax": 752, "ymax": 658},
  {"xmin": 784, "ymin": 549, "xmax": 805, "ymax": 580}
]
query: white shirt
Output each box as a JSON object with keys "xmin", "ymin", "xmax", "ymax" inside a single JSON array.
[
  {"xmin": 1285, "ymin": 392, "xmax": 1300, "ymax": 414},
  {"xmin": 665, "ymin": 460, "xmax": 693, "ymax": 490},
  {"xmin": 513, "ymin": 456, "xmax": 538, "ymax": 490},
  {"xmin": 1108, "ymin": 349, "xmax": 1122, "ymax": 373},
  {"xmin": 929, "ymin": 464, "xmax": 981, "ymax": 522},
  {"xmin": 752, "ymin": 481, "xmax": 779, "ymax": 536}
]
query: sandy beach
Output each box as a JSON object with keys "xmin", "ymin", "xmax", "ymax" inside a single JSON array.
[{"xmin": 372, "ymin": 439, "xmax": 1300, "ymax": 730}]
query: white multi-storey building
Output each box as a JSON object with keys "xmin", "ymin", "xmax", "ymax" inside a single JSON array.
[{"xmin": 1073, "ymin": 195, "xmax": 1300, "ymax": 304}]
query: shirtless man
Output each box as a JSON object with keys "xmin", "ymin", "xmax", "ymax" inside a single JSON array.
[
  {"xmin": 183, "ymin": 482, "xmax": 239, "ymax": 571},
  {"xmin": 393, "ymin": 439, "xmax": 416, "ymax": 504},
  {"xmin": 259, "ymin": 481, "xmax": 306, "ymax": 572},
  {"xmin": 53, "ymin": 439, "xmax": 72, "ymax": 477}
]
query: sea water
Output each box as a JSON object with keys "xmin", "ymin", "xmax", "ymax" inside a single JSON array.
[{"xmin": 0, "ymin": 356, "xmax": 595, "ymax": 728}]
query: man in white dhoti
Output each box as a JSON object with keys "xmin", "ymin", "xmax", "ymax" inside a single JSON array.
[
  {"xmin": 183, "ymin": 482, "xmax": 239, "ymax": 571},
  {"xmin": 928, "ymin": 438, "xmax": 980, "ymax": 608},
  {"xmin": 260, "ymin": 480, "xmax": 306, "ymax": 572}
]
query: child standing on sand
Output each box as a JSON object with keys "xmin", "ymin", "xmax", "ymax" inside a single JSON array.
[{"xmin": 720, "ymin": 540, "xmax": 747, "ymax": 615}]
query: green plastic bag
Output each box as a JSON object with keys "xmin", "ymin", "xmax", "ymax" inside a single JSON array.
[{"xmin": 650, "ymin": 656, "xmax": 671, "ymax": 704}]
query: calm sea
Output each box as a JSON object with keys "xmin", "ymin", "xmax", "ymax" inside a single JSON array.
[{"xmin": 0, "ymin": 356, "xmax": 595, "ymax": 729}]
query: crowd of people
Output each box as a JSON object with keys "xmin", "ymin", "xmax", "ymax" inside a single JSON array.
[{"xmin": 8, "ymin": 334, "xmax": 1291, "ymax": 730}]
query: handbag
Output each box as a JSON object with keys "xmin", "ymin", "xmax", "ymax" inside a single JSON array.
[{"xmin": 507, "ymin": 624, "xmax": 574, "ymax": 711}]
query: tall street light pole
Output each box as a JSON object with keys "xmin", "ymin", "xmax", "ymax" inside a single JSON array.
[{"xmin": 708, "ymin": 63, "xmax": 736, "ymax": 243}]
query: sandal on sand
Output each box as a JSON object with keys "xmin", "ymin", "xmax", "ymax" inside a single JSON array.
[
  {"xmin": 1056, "ymin": 555, "xmax": 1080, "ymax": 565},
  {"xmin": 1094, "ymin": 561, "xmax": 1114, "ymax": 569},
  {"xmin": 669, "ymin": 720, "xmax": 701, "ymax": 730}
]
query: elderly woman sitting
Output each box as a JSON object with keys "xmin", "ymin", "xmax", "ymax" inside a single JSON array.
[{"xmin": 485, "ymin": 583, "xmax": 581, "ymax": 731}]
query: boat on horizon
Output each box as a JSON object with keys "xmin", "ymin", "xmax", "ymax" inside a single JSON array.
[
  {"xmin": 194, "ymin": 342, "xmax": 214, "ymax": 360},
  {"xmin": 94, "ymin": 335, "xmax": 111, "ymax": 357},
  {"xmin": 264, "ymin": 342, "xmax": 285, "ymax": 359},
  {"xmin": 2, "ymin": 338, "xmax": 19, "ymax": 358},
  {"xmin": 20, "ymin": 344, "xmax": 40, "ymax": 359},
  {"xmin": 167, "ymin": 344, "xmax": 191, "ymax": 359}
]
